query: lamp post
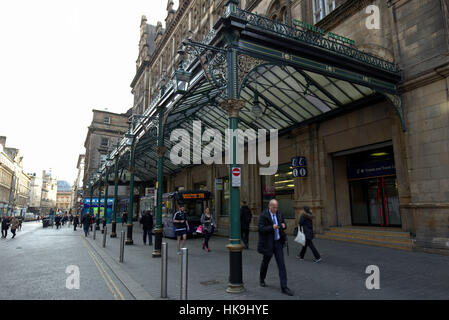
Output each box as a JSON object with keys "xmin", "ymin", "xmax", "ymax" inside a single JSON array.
[
  {"xmin": 111, "ymin": 150, "xmax": 120, "ymax": 238},
  {"xmin": 96, "ymin": 170, "xmax": 102, "ymax": 231},
  {"xmin": 89, "ymin": 179, "xmax": 94, "ymax": 219},
  {"xmin": 102, "ymin": 157, "xmax": 111, "ymax": 234},
  {"xmin": 153, "ymin": 72, "xmax": 169, "ymax": 258},
  {"xmin": 125, "ymin": 129, "xmax": 135, "ymax": 245}
]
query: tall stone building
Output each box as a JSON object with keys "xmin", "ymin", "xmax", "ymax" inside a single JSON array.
[
  {"xmin": 40, "ymin": 170, "xmax": 57, "ymax": 215},
  {"xmin": 117, "ymin": 0, "xmax": 449, "ymax": 253},
  {"xmin": 72, "ymin": 154, "xmax": 85, "ymax": 213},
  {"xmin": 0, "ymin": 136, "xmax": 30, "ymax": 216},
  {"xmin": 83, "ymin": 109, "xmax": 130, "ymax": 194},
  {"xmin": 28, "ymin": 173, "xmax": 43, "ymax": 214}
]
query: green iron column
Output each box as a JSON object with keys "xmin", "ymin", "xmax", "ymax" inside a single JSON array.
[
  {"xmin": 96, "ymin": 176, "xmax": 102, "ymax": 231},
  {"xmin": 102, "ymin": 168, "xmax": 109, "ymax": 234},
  {"xmin": 111, "ymin": 157, "xmax": 119, "ymax": 238},
  {"xmin": 221, "ymin": 5, "xmax": 245, "ymax": 293},
  {"xmin": 89, "ymin": 184, "xmax": 94, "ymax": 218},
  {"xmin": 153, "ymin": 85, "xmax": 166, "ymax": 258},
  {"xmin": 126, "ymin": 145, "xmax": 136, "ymax": 245}
]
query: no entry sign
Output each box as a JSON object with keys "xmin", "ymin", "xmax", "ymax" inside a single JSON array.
[{"xmin": 232, "ymin": 167, "xmax": 241, "ymax": 187}]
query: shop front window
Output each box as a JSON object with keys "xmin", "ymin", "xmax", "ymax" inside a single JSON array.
[{"xmin": 261, "ymin": 163, "xmax": 295, "ymax": 219}]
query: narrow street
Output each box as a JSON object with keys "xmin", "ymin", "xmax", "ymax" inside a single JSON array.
[
  {"xmin": 0, "ymin": 221, "xmax": 133, "ymax": 300},
  {"xmin": 2, "ymin": 221, "xmax": 448, "ymax": 300}
]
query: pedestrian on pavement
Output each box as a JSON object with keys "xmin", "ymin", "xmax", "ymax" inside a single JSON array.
[
  {"xmin": 69, "ymin": 214, "xmax": 73, "ymax": 227},
  {"xmin": 200, "ymin": 207, "xmax": 215, "ymax": 252},
  {"xmin": 297, "ymin": 207, "xmax": 321, "ymax": 263},
  {"xmin": 10, "ymin": 216, "xmax": 19, "ymax": 239},
  {"xmin": 122, "ymin": 212, "xmax": 128, "ymax": 226},
  {"xmin": 90, "ymin": 215, "xmax": 94, "ymax": 231},
  {"xmin": 1, "ymin": 216, "xmax": 10, "ymax": 238},
  {"xmin": 257, "ymin": 199, "xmax": 294, "ymax": 296},
  {"xmin": 173, "ymin": 204, "xmax": 189, "ymax": 255},
  {"xmin": 140, "ymin": 210, "xmax": 154, "ymax": 245},
  {"xmin": 55, "ymin": 215, "xmax": 62, "ymax": 229},
  {"xmin": 82, "ymin": 214, "xmax": 91, "ymax": 237},
  {"xmin": 73, "ymin": 215, "xmax": 79, "ymax": 231},
  {"xmin": 240, "ymin": 201, "xmax": 252, "ymax": 249}
]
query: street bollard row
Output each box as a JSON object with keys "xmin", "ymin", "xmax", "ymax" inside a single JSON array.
[
  {"xmin": 119, "ymin": 230, "xmax": 125, "ymax": 263},
  {"xmin": 102, "ymin": 226, "xmax": 107, "ymax": 248},
  {"xmin": 161, "ymin": 242, "xmax": 168, "ymax": 298}
]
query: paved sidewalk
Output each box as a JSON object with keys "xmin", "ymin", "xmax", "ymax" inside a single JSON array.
[{"xmin": 84, "ymin": 222, "xmax": 449, "ymax": 300}]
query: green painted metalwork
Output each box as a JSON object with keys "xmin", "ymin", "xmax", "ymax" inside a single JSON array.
[{"xmin": 231, "ymin": 8, "xmax": 400, "ymax": 74}]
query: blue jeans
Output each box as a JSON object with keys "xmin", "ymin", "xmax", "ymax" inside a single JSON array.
[{"xmin": 143, "ymin": 228, "xmax": 153, "ymax": 244}]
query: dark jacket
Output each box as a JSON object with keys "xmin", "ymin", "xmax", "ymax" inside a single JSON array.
[
  {"xmin": 240, "ymin": 205, "xmax": 252, "ymax": 230},
  {"xmin": 140, "ymin": 214, "xmax": 154, "ymax": 230},
  {"xmin": 1, "ymin": 218, "xmax": 9, "ymax": 229},
  {"xmin": 73, "ymin": 216, "xmax": 79, "ymax": 225},
  {"xmin": 82, "ymin": 215, "xmax": 91, "ymax": 227},
  {"xmin": 257, "ymin": 209, "xmax": 287, "ymax": 257},
  {"xmin": 299, "ymin": 212, "xmax": 314, "ymax": 240}
]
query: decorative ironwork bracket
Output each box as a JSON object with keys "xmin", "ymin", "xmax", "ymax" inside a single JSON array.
[{"xmin": 385, "ymin": 93, "xmax": 406, "ymax": 132}]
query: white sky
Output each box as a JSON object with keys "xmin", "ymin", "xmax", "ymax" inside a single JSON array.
[{"xmin": 0, "ymin": 0, "xmax": 175, "ymax": 184}]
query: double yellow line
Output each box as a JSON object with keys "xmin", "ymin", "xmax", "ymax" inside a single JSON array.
[{"xmin": 81, "ymin": 236, "xmax": 125, "ymax": 300}]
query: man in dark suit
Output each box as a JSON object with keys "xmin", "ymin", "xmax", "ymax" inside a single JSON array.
[{"xmin": 257, "ymin": 199, "xmax": 294, "ymax": 296}]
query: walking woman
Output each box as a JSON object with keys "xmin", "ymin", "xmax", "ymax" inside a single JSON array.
[
  {"xmin": 297, "ymin": 207, "xmax": 322, "ymax": 263},
  {"xmin": 200, "ymin": 207, "xmax": 215, "ymax": 252}
]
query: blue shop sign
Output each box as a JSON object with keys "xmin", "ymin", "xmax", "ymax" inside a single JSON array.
[
  {"xmin": 291, "ymin": 156, "xmax": 307, "ymax": 168},
  {"xmin": 347, "ymin": 160, "xmax": 396, "ymax": 180}
]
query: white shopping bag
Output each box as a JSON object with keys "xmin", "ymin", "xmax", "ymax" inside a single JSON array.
[{"xmin": 294, "ymin": 227, "xmax": 306, "ymax": 246}]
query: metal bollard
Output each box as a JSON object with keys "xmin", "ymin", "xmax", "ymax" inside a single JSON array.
[
  {"xmin": 161, "ymin": 243, "xmax": 168, "ymax": 298},
  {"xmin": 119, "ymin": 230, "xmax": 125, "ymax": 263},
  {"xmin": 102, "ymin": 226, "xmax": 107, "ymax": 248},
  {"xmin": 93, "ymin": 225, "xmax": 96, "ymax": 240},
  {"xmin": 180, "ymin": 248, "xmax": 188, "ymax": 300}
]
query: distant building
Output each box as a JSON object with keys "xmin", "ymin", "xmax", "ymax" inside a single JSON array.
[
  {"xmin": 28, "ymin": 173, "xmax": 42, "ymax": 214},
  {"xmin": 72, "ymin": 154, "xmax": 85, "ymax": 213},
  {"xmin": 57, "ymin": 181, "xmax": 72, "ymax": 212},
  {"xmin": 83, "ymin": 109, "xmax": 130, "ymax": 196},
  {"xmin": 40, "ymin": 170, "xmax": 57, "ymax": 215}
]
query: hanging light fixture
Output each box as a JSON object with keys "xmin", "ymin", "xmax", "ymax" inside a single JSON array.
[
  {"xmin": 252, "ymin": 90, "xmax": 263, "ymax": 118},
  {"xmin": 174, "ymin": 47, "xmax": 192, "ymax": 94}
]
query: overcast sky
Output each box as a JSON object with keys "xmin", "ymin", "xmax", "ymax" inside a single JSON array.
[{"xmin": 0, "ymin": 0, "xmax": 175, "ymax": 184}]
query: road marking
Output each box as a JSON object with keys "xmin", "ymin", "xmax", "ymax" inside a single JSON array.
[{"xmin": 81, "ymin": 236, "xmax": 125, "ymax": 300}]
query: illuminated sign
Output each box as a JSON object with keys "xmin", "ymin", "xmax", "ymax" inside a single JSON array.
[
  {"xmin": 181, "ymin": 193, "xmax": 206, "ymax": 200},
  {"xmin": 292, "ymin": 19, "xmax": 356, "ymax": 46}
]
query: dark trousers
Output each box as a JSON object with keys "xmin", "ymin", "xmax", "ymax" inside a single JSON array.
[
  {"xmin": 260, "ymin": 240, "xmax": 288, "ymax": 289},
  {"xmin": 74, "ymin": 224, "xmax": 77, "ymax": 231},
  {"xmin": 241, "ymin": 228, "xmax": 249, "ymax": 248},
  {"xmin": 203, "ymin": 231, "xmax": 212, "ymax": 248},
  {"xmin": 299, "ymin": 239, "xmax": 321, "ymax": 259},
  {"xmin": 143, "ymin": 228, "xmax": 152, "ymax": 244},
  {"xmin": 1, "ymin": 229, "xmax": 7, "ymax": 238},
  {"xmin": 11, "ymin": 228, "xmax": 16, "ymax": 238}
]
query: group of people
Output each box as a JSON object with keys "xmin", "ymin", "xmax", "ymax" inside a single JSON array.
[
  {"xmin": 1, "ymin": 216, "xmax": 22, "ymax": 239},
  {"xmin": 167, "ymin": 199, "xmax": 321, "ymax": 297}
]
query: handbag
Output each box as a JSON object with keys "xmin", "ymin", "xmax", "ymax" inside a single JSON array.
[
  {"xmin": 294, "ymin": 226, "xmax": 306, "ymax": 246},
  {"xmin": 196, "ymin": 225, "xmax": 203, "ymax": 234}
]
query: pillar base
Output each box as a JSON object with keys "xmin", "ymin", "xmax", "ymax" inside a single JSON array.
[
  {"xmin": 226, "ymin": 283, "xmax": 246, "ymax": 294},
  {"xmin": 153, "ymin": 227, "xmax": 163, "ymax": 258},
  {"xmin": 125, "ymin": 240, "xmax": 134, "ymax": 245},
  {"xmin": 126, "ymin": 224, "xmax": 133, "ymax": 245},
  {"xmin": 226, "ymin": 243, "xmax": 245, "ymax": 294},
  {"xmin": 111, "ymin": 221, "xmax": 117, "ymax": 238},
  {"xmin": 110, "ymin": 233, "xmax": 117, "ymax": 238},
  {"xmin": 95, "ymin": 226, "xmax": 100, "ymax": 230}
]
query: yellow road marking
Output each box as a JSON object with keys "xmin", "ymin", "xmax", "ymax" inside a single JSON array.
[{"xmin": 81, "ymin": 236, "xmax": 125, "ymax": 300}]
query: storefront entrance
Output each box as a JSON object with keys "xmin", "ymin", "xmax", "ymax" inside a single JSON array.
[{"xmin": 347, "ymin": 145, "xmax": 401, "ymax": 227}]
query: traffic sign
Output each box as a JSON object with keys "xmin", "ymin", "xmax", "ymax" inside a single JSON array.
[{"xmin": 232, "ymin": 167, "xmax": 241, "ymax": 187}]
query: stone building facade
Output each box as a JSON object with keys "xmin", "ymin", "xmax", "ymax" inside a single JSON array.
[
  {"xmin": 83, "ymin": 109, "xmax": 131, "ymax": 194},
  {"xmin": 0, "ymin": 136, "xmax": 31, "ymax": 216},
  {"xmin": 40, "ymin": 170, "xmax": 57, "ymax": 215},
  {"xmin": 126, "ymin": 0, "xmax": 449, "ymax": 252}
]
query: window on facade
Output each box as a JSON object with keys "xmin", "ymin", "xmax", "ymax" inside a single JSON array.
[
  {"xmin": 101, "ymin": 137, "xmax": 109, "ymax": 147},
  {"xmin": 261, "ymin": 163, "xmax": 295, "ymax": 219},
  {"xmin": 104, "ymin": 117, "xmax": 111, "ymax": 124},
  {"xmin": 313, "ymin": 0, "xmax": 336, "ymax": 23}
]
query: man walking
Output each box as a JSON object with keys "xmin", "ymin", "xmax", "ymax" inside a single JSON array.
[
  {"xmin": 1, "ymin": 216, "xmax": 10, "ymax": 238},
  {"xmin": 257, "ymin": 199, "xmax": 294, "ymax": 296},
  {"xmin": 173, "ymin": 204, "xmax": 189, "ymax": 255},
  {"xmin": 240, "ymin": 201, "xmax": 252, "ymax": 249},
  {"xmin": 140, "ymin": 210, "xmax": 154, "ymax": 245}
]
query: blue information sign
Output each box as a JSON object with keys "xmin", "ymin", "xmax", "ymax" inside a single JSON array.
[{"xmin": 291, "ymin": 156, "xmax": 308, "ymax": 178}]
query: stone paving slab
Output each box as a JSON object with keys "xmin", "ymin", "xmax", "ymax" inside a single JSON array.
[{"xmin": 83, "ymin": 222, "xmax": 449, "ymax": 300}]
